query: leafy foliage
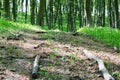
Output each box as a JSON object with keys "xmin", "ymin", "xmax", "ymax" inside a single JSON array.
[{"xmin": 79, "ymin": 27, "xmax": 120, "ymax": 48}]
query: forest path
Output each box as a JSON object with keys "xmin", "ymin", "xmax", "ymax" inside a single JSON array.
[{"xmin": 0, "ymin": 30, "xmax": 120, "ymax": 80}]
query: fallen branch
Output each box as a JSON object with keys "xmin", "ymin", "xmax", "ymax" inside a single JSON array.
[
  {"xmin": 36, "ymin": 31, "xmax": 47, "ymax": 34},
  {"xmin": 32, "ymin": 55, "xmax": 40, "ymax": 79},
  {"xmin": 83, "ymin": 49, "xmax": 114, "ymax": 80}
]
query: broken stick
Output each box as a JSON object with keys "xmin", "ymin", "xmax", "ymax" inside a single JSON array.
[
  {"xmin": 83, "ymin": 49, "xmax": 114, "ymax": 80},
  {"xmin": 32, "ymin": 55, "xmax": 40, "ymax": 79}
]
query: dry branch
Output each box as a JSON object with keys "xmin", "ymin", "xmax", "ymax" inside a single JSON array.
[
  {"xmin": 83, "ymin": 49, "xmax": 114, "ymax": 80},
  {"xmin": 36, "ymin": 31, "xmax": 47, "ymax": 33},
  {"xmin": 32, "ymin": 55, "xmax": 40, "ymax": 79}
]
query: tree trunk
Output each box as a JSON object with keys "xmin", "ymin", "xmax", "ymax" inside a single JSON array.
[
  {"xmin": 30, "ymin": 0, "xmax": 36, "ymax": 25},
  {"xmin": 25, "ymin": 0, "xmax": 28, "ymax": 23},
  {"xmin": 86, "ymin": 0, "xmax": 92, "ymax": 27},
  {"xmin": 21, "ymin": 0, "xmax": 24, "ymax": 16},
  {"xmin": 12, "ymin": 0, "xmax": 17, "ymax": 22},
  {"xmin": 78, "ymin": 0, "xmax": 84, "ymax": 27},
  {"xmin": 58, "ymin": 1, "xmax": 63, "ymax": 30},
  {"xmin": 4, "ymin": 0, "xmax": 11, "ymax": 20},
  {"xmin": 36, "ymin": 0, "xmax": 46, "ymax": 26},
  {"xmin": 114, "ymin": 0, "xmax": 119, "ymax": 28},
  {"xmin": 32, "ymin": 55, "xmax": 40, "ymax": 79},
  {"xmin": 102, "ymin": 0, "xmax": 105, "ymax": 27},
  {"xmin": 108, "ymin": 0, "xmax": 112, "ymax": 27},
  {"xmin": 73, "ymin": 0, "xmax": 77, "ymax": 32},
  {"xmin": 67, "ymin": 0, "xmax": 74, "ymax": 32},
  {"xmin": 49, "ymin": 0, "xmax": 53, "ymax": 29},
  {"xmin": 83, "ymin": 49, "xmax": 114, "ymax": 80},
  {"xmin": 0, "ymin": 0, "xmax": 2, "ymax": 18}
]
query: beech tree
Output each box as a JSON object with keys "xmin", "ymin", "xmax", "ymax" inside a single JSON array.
[
  {"xmin": 86, "ymin": 0, "xmax": 92, "ymax": 27},
  {"xmin": 12, "ymin": 0, "xmax": 17, "ymax": 22},
  {"xmin": 4, "ymin": 0, "xmax": 11, "ymax": 20},
  {"xmin": 114, "ymin": 0, "xmax": 119, "ymax": 28},
  {"xmin": 36, "ymin": 0, "xmax": 46, "ymax": 26},
  {"xmin": 1, "ymin": 0, "xmax": 120, "ymax": 30},
  {"xmin": 30, "ymin": 0, "xmax": 36, "ymax": 25},
  {"xmin": 25, "ymin": 0, "xmax": 28, "ymax": 23},
  {"xmin": 0, "ymin": 0, "xmax": 2, "ymax": 18}
]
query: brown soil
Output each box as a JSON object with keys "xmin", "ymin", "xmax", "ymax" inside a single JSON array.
[{"xmin": 0, "ymin": 31, "xmax": 120, "ymax": 80}]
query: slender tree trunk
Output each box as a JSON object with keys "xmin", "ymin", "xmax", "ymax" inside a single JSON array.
[
  {"xmin": 86, "ymin": 0, "xmax": 92, "ymax": 27},
  {"xmin": 58, "ymin": 1, "xmax": 63, "ymax": 30},
  {"xmin": 114, "ymin": 0, "xmax": 119, "ymax": 28},
  {"xmin": 54, "ymin": 0, "xmax": 59, "ymax": 27},
  {"xmin": 36, "ymin": 0, "xmax": 46, "ymax": 26},
  {"xmin": 0, "ymin": 0, "xmax": 2, "ymax": 18},
  {"xmin": 73, "ymin": 0, "xmax": 77, "ymax": 32},
  {"xmin": 108, "ymin": 0, "xmax": 112, "ymax": 27},
  {"xmin": 21, "ymin": 0, "xmax": 24, "ymax": 15},
  {"xmin": 4, "ymin": 0, "xmax": 11, "ymax": 20},
  {"xmin": 12, "ymin": 0, "xmax": 17, "ymax": 22},
  {"xmin": 78, "ymin": 0, "xmax": 83, "ymax": 27},
  {"xmin": 45, "ymin": 7, "xmax": 49, "ymax": 28},
  {"xmin": 30, "ymin": 0, "xmax": 36, "ymax": 25},
  {"xmin": 102, "ymin": 0, "xmax": 105, "ymax": 27},
  {"xmin": 67, "ymin": 0, "xmax": 75, "ymax": 32},
  {"xmin": 25, "ymin": 0, "xmax": 28, "ymax": 23},
  {"xmin": 49, "ymin": 0, "xmax": 53, "ymax": 29}
]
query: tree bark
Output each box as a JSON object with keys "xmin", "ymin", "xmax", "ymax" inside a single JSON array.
[
  {"xmin": 49, "ymin": 0, "xmax": 53, "ymax": 29},
  {"xmin": 86, "ymin": 0, "xmax": 92, "ymax": 27},
  {"xmin": 108, "ymin": 0, "xmax": 112, "ymax": 27},
  {"xmin": 12, "ymin": 0, "xmax": 17, "ymax": 22},
  {"xmin": 30, "ymin": 0, "xmax": 36, "ymax": 25},
  {"xmin": 36, "ymin": 0, "xmax": 46, "ymax": 26},
  {"xmin": 114, "ymin": 0, "xmax": 119, "ymax": 28},
  {"xmin": 32, "ymin": 55, "xmax": 40, "ymax": 79},
  {"xmin": 4, "ymin": 0, "xmax": 11, "ymax": 20},
  {"xmin": 0, "ymin": 0, "xmax": 2, "ymax": 18},
  {"xmin": 102, "ymin": 0, "xmax": 105, "ymax": 27},
  {"xmin": 25, "ymin": 0, "xmax": 28, "ymax": 23}
]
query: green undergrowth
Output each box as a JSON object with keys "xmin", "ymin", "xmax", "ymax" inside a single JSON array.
[
  {"xmin": 40, "ymin": 32, "xmax": 82, "ymax": 46},
  {"xmin": 79, "ymin": 27, "xmax": 120, "ymax": 48},
  {"xmin": 0, "ymin": 19, "xmax": 41, "ymax": 36}
]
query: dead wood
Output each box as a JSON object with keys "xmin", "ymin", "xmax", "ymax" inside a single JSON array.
[
  {"xmin": 34, "ymin": 43, "xmax": 49, "ymax": 49},
  {"xmin": 71, "ymin": 32, "xmax": 80, "ymax": 36},
  {"xmin": 7, "ymin": 31, "xmax": 24, "ymax": 40},
  {"xmin": 32, "ymin": 55, "xmax": 40, "ymax": 79},
  {"xmin": 36, "ymin": 31, "xmax": 46, "ymax": 34},
  {"xmin": 83, "ymin": 49, "xmax": 114, "ymax": 80}
]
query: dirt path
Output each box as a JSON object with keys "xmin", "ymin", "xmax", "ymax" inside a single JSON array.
[{"xmin": 0, "ymin": 31, "xmax": 120, "ymax": 80}]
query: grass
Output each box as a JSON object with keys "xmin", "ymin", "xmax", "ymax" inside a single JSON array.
[
  {"xmin": 0, "ymin": 19, "xmax": 41, "ymax": 36},
  {"xmin": 78, "ymin": 27, "xmax": 120, "ymax": 48}
]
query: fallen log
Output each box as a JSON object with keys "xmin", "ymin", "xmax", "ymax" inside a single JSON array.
[
  {"xmin": 32, "ymin": 55, "xmax": 40, "ymax": 79},
  {"xmin": 36, "ymin": 31, "xmax": 47, "ymax": 34},
  {"xmin": 83, "ymin": 49, "xmax": 114, "ymax": 80}
]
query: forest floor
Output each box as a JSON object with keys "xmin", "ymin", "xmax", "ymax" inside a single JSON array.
[{"xmin": 0, "ymin": 30, "xmax": 120, "ymax": 80}]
